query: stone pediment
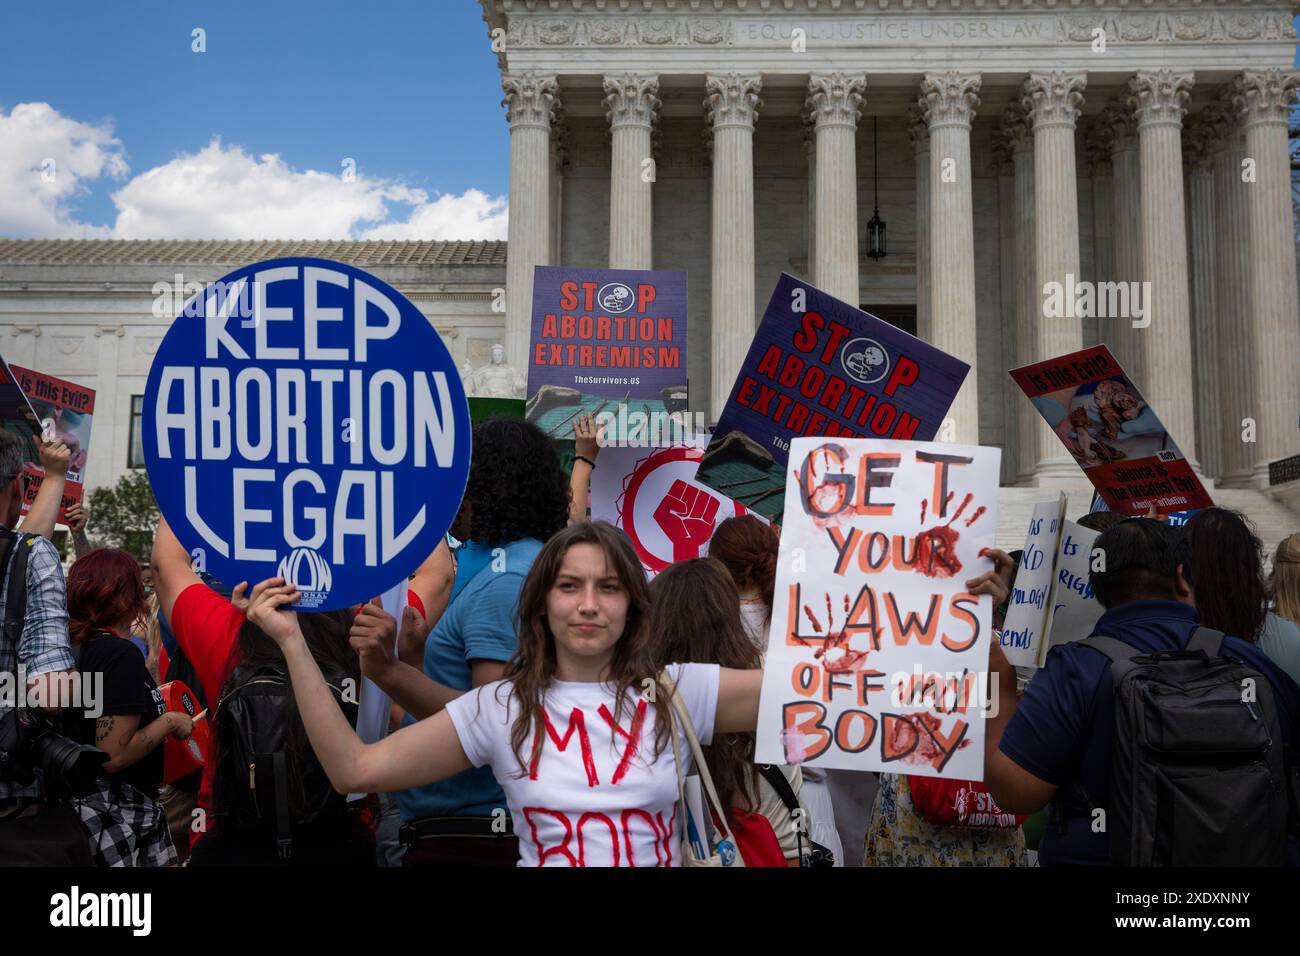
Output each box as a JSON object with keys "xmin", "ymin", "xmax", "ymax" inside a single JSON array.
[
  {"xmin": 497, "ymin": 11, "xmax": 1294, "ymax": 48},
  {"xmin": 482, "ymin": 2, "xmax": 1296, "ymax": 76}
]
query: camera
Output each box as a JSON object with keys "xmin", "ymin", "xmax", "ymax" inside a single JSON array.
[{"xmin": 0, "ymin": 707, "xmax": 106, "ymax": 793}]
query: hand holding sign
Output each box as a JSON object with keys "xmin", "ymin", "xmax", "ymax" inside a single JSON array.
[
  {"xmin": 229, "ymin": 581, "xmax": 253, "ymax": 615},
  {"xmin": 653, "ymin": 478, "xmax": 720, "ymax": 561},
  {"xmin": 396, "ymin": 604, "xmax": 432, "ymax": 667},
  {"xmin": 63, "ymin": 502, "xmax": 87, "ymax": 534},
  {"xmin": 246, "ymin": 578, "xmax": 303, "ymax": 648},
  {"xmin": 37, "ymin": 436, "xmax": 71, "ymax": 478},
  {"xmin": 965, "ymin": 547, "xmax": 1016, "ymax": 607},
  {"xmin": 350, "ymin": 597, "xmax": 398, "ymax": 681}
]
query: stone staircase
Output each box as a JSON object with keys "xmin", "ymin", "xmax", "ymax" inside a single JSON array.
[{"xmin": 994, "ymin": 484, "xmax": 1300, "ymax": 564}]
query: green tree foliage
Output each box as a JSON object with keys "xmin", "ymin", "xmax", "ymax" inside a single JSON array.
[{"xmin": 86, "ymin": 470, "xmax": 158, "ymax": 561}]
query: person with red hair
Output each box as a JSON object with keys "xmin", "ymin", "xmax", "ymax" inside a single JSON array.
[
  {"xmin": 64, "ymin": 548, "xmax": 192, "ymax": 866},
  {"xmin": 707, "ymin": 515, "xmax": 780, "ymax": 648}
]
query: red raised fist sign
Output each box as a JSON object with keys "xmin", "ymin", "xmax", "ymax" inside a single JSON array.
[{"xmin": 652, "ymin": 478, "xmax": 721, "ymax": 562}]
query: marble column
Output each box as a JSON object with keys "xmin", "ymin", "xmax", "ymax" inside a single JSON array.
[
  {"xmin": 804, "ymin": 119, "xmax": 817, "ymax": 282},
  {"xmin": 995, "ymin": 131, "xmax": 1016, "ymax": 483},
  {"xmin": 604, "ymin": 73, "xmax": 660, "ymax": 270},
  {"xmin": 706, "ymin": 73, "xmax": 763, "ymax": 421},
  {"xmin": 502, "ymin": 72, "xmax": 557, "ymax": 374},
  {"xmin": 1100, "ymin": 101, "xmax": 1145, "ymax": 385},
  {"xmin": 549, "ymin": 105, "xmax": 567, "ymax": 265},
  {"xmin": 1183, "ymin": 116, "xmax": 1221, "ymax": 481},
  {"xmin": 1205, "ymin": 99, "xmax": 1254, "ymax": 487},
  {"xmin": 907, "ymin": 104, "xmax": 931, "ymax": 343},
  {"xmin": 1005, "ymin": 104, "xmax": 1037, "ymax": 485},
  {"xmin": 806, "ymin": 73, "xmax": 866, "ymax": 304},
  {"xmin": 1129, "ymin": 70, "xmax": 1198, "ymax": 467},
  {"xmin": 1234, "ymin": 69, "xmax": 1300, "ymax": 486},
  {"xmin": 922, "ymin": 71, "xmax": 981, "ymax": 444},
  {"xmin": 1022, "ymin": 72, "xmax": 1087, "ymax": 481},
  {"xmin": 1085, "ymin": 123, "xmax": 1115, "ymax": 350}
]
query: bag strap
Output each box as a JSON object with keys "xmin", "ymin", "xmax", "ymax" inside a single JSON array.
[
  {"xmin": 1078, "ymin": 634, "xmax": 1144, "ymax": 683},
  {"xmin": 659, "ymin": 669, "xmax": 745, "ymax": 867},
  {"xmin": 273, "ymin": 752, "xmax": 292, "ymax": 861},
  {"xmin": 1, "ymin": 531, "xmax": 30, "ymax": 664},
  {"xmin": 757, "ymin": 764, "xmax": 799, "ymax": 813},
  {"xmin": 1186, "ymin": 626, "xmax": 1225, "ymax": 658},
  {"xmin": 757, "ymin": 763, "xmax": 807, "ymax": 864}
]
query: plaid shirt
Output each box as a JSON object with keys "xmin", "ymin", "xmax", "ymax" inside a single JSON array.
[
  {"xmin": 74, "ymin": 776, "xmax": 177, "ymax": 867},
  {"xmin": 0, "ymin": 528, "xmax": 74, "ymax": 803}
]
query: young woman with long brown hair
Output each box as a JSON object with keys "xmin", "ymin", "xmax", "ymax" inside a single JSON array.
[
  {"xmin": 649, "ymin": 557, "xmax": 810, "ymax": 865},
  {"xmin": 708, "ymin": 514, "xmax": 845, "ymax": 865},
  {"xmin": 1178, "ymin": 509, "xmax": 1300, "ymax": 689},
  {"xmin": 245, "ymin": 521, "xmax": 765, "ymax": 867}
]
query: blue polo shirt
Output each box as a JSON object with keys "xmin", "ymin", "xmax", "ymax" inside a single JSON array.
[
  {"xmin": 1000, "ymin": 599, "xmax": 1300, "ymax": 866},
  {"xmin": 395, "ymin": 537, "xmax": 543, "ymax": 822}
]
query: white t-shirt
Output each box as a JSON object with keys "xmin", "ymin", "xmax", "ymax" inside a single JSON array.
[{"xmin": 446, "ymin": 662, "xmax": 720, "ymax": 867}]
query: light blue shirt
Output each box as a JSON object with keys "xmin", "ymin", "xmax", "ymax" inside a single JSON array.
[
  {"xmin": 394, "ymin": 537, "xmax": 543, "ymax": 821},
  {"xmin": 1259, "ymin": 611, "xmax": 1300, "ymax": 692}
]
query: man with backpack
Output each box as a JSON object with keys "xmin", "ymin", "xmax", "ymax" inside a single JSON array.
[{"xmin": 985, "ymin": 517, "xmax": 1300, "ymax": 866}]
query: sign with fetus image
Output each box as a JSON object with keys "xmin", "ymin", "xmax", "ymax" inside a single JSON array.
[
  {"xmin": 754, "ymin": 437, "xmax": 1000, "ymax": 780},
  {"xmin": 1009, "ymin": 344, "xmax": 1212, "ymax": 516},
  {"xmin": 10, "ymin": 364, "xmax": 94, "ymax": 521}
]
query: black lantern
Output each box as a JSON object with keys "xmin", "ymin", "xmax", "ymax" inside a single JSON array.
[{"xmin": 866, "ymin": 115, "xmax": 887, "ymax": 260}]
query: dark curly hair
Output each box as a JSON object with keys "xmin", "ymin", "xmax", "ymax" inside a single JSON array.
[
  {"xmin": 462, "ymin": 418, "xmax": 570, "ymax": 546},
  {"xmin": 1180, "ymin": 508, "xmax": 1267, "ymax": 643}
]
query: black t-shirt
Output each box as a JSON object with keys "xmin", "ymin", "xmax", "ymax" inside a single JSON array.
[{"xmin": 69, "ymin": 632, "xmax": 167, "ymax": 795}]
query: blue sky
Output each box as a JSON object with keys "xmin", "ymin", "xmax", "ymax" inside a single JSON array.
[
  {"xmin": 0, "ymin": 0, "xmax": 510, "ymax": 239},
  {"xmin": 1, "ymin": 5, "xmax": 1295, "ymax": 240}
]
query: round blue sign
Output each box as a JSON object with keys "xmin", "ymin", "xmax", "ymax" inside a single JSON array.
[{"xmin": 143, "ymin": 257, "xmax": 471, "ymax": 611}]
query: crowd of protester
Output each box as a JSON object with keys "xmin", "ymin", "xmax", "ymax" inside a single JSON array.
[{"xmin": 2, "ymin": 419, "xmax": 1300, "ymax": 867}]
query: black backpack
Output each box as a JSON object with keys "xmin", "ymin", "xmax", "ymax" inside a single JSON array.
[
  {"xmin": 1073, "ymin": 626, "xmax": 1295, "ymax": 866},
  {"xmin": 214, "ymin": 661, "xmax": 358, "ymax": 859}
]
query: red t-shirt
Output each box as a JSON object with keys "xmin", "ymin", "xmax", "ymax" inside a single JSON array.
[{"xmin": 168, "ymin": 582, "xmax": 246, "ymax": 845}]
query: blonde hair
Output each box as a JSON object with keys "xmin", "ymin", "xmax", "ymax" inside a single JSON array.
[{"xmin": 1269, "ymin": 533, "xmax": 1300, "ymax": 626}]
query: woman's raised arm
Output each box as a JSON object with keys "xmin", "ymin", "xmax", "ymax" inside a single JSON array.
[{"xmin": 247, "ymin": 579, "xmax": 473, "ymax": 793}]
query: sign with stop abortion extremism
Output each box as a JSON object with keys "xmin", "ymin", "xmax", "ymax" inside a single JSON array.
[{"xmin": 143, "ymin": 258, "xmax": 471, "ymax": 611}]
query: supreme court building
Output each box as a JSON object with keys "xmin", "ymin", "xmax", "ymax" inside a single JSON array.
[
  {"xmin": 2, "ymin": 0, "xmax": 1298, "ymax": 545},
  {"xmin": 482, "ymin": 0, "xmax": 1300, "ymax": 496}
]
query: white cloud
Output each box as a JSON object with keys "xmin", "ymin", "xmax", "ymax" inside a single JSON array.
[
  {"xmin": 361, "ymin": 188, "xmax": 508, "ymax": 241},
  {"xmin": 110, "ymin": 138, "xmax": 427, "ymax": 239},
  {"xmin": 0, "ymin": 102, "xmax": 128, "ymax": 237},
  {"xmin": 0, "ymin": 103, "xmax": 508, "ymax": 241}
]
